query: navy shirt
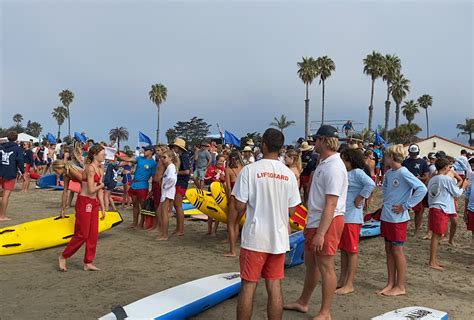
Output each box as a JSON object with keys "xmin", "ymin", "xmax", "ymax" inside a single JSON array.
[
  {"xmin": 0, "ymin": 142, "xmax": 25, "ymax": 179},
  {"xmin": 24, "ymin": 149, "xmax": 34, "ymax": 166},
  {"xmin": 176, "ymin": 152, "xmax": 191, "ymax": 188},
  {"xmin": 301, "ymin": 153, "xmax": 318, "ymax": 177},
  {"xmin": 402, "ymin": 157, "xmax": 430, "ymax": 178}
]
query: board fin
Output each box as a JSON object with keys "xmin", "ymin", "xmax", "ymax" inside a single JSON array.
[{"xmin": 111, "ymin": 305, "xmax": 128, "ymax": 320}]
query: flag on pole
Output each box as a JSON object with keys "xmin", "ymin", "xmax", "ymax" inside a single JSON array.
[
  {"xmin": 224, "ymin": 130, "xmax": 241, "ymax": 147},
  {"xmin": 46, "ymin": 133, "xmax": 57, "ymax": 144},
  {"xmin": 375, "ymin": 130, "xmax": 385, "ymax": 145},
  {"xmin": 138, "ymin": 131, "xmax": 153, "ymax": 145}
]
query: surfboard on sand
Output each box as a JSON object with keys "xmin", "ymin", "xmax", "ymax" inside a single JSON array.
[
  {"xmin": 99, "ymin": 272, "xmax": 241, "ymax": 320},
  {"xmin": 372, "ymin": 306, "xmax": 448, "ymax": 320},
  {"xmin": 360, "ymin": 220, "xmax": 381, "ymax": 238}
]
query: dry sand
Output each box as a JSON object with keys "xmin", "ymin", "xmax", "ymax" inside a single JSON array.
[{"xmin": 0, "ymin": 186, "xmax": 473, "ymax": 320}]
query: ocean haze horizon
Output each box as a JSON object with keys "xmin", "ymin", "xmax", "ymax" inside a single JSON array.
[{"xmin": 0, "ymin": 0, "xmax": 472, "ymax": 145}]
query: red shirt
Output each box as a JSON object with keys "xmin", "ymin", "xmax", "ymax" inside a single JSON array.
[{"xmin": 205, "ymin": 165, "xmax": 226, "ymax": 183}]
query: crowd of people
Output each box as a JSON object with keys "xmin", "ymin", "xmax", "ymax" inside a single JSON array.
[{"xmin": 0, "ymin": 127, "xmax": 473, "ymax": 319}]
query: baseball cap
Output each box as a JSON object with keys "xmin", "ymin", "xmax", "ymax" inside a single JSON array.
[
  {"xmin": 312, "ymin": 125, "xmax": 339, "ymax": 139},
  {"xmin": 142, "ymin": 145, "xmax": 155, "ymax": 153},
  {"xmin": 435, "ymin": 151, "xmax": 447, "ymax": 158},
  {"xmin": 408, "ymin": 144, "xmax": 420, "ymax": 153},
  {"xmin": 427, "ymin": 152, "xmax": 436, "ymax": 160}
]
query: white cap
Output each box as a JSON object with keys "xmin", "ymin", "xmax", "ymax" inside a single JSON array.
[{"xmin": 408, "ymin": 144, "xmax": 420, "ymax": 153}]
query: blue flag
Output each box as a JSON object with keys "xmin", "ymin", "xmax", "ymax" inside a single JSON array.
[
  {"xmin": 47, "ymin": 133, "xmax": 57, "ymax": 144},
  {"xmin": 375, "ymin": 130, "xmax": 385, "ymax": 145},
  {"xmin": 138, "ymin": 131, "xmax": 152, "ymax": 145},
  {"xmin": 224, "ymin": 130, "xmax": 241, "ymax": 147},
  {"xmin": 74, "ymin": 132, "xmax": 87, "ymax": 143}
]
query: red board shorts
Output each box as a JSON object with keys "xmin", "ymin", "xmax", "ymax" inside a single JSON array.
[
  {"xmin": 466, "ymin": 210, "xmax": 474, "ymax": 231},
  {"xmin": 0, "ymin": 178, "xmax": 16, "ymax": 191},
  {"xmin": 304, "ymin": 215, "xmax": 344, "ymax": 256},
  {"xmin": 175, "ymin": 185, "xmax": 187, "ymax": 197},
  {"xmin": 152, "ymin": 181, "xmax": 162, "ymax": 207},
  {"xmin": 380, "ymin": 220, "xmax": 408, "ymax": 246},
  {"xmin": 428, "ymin": 208, "xmax": 449, "ymax": 235},
  {"xmin": 338, "ymin": 223, "xmax": 362, "ymax": 253},
  {"xmin": 412, "ymin": 200, "xmax": 426, "ymax": 212},
  {"xmin": 128, "ymin": 188, "xmax": 148, "ymax": 201},
  {"xmin": 300, "ymin": 175, "xmax": 310, "ymax": 188},
  {"xmin": 239, "ymin": 248, "xmax": 284, "ymax": 282}
]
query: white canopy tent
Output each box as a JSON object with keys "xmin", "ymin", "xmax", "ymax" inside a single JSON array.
[{"xmin": 0, "ymin": 132, "xmax": 40, "ymax": 143}]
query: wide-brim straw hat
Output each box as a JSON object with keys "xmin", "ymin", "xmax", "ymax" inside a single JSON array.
[
  {"xmin": 299, "ymin": 141, "xmax": 314, "ymax": 152},
  {"xmin": 242, "ymin": 146, "xmax": 253, "ymax": 152},
  {"xmin": 246, "ymin": 139, "xmax": 255, "ymax": 146},
  {"xmin": 170, "ymin": 138, "xmax": 187, "ymax": 151}
]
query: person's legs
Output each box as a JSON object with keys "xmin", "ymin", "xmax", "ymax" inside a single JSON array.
[
  {"xmin": 104, "ymin": 190, "xmax": 111, "ymax": 211},
  {"xmin": 173, "ymin": 193, "xmax": 185, "ymax": 235},
  {"xmin": 413, "ymin": 207, "xmax": 424, "ymax": 239},
  {"xmin": 284, "ymin": 250, "xmax": 318, "ymax": 313},
  {"xmin": 314, "ymin": 255, "xmax": 337, "ymax": 320},
  {"xmin": 237, "ymin": 280, "xmax": 258, "ymax": 320},
  {"xmin": 207, "ymin": 218, "xmax": 213, "ymax": 235},
  {"xmin": 336, "ymin": 251, "xmax": 358, "ymax": 295},
  {"xmin": 84, "ymin": 201, "xmax": 100, "ymax": 271},
  {"xmin": 448, "ymin": 215, "xmax": 458, "ymax": 245},
  {"xmin": 109, "ymin": 192, "xmax": 117, "ymax": 211},
  {"xmin": 377, "ymin": 241, "xmax": 395, "ymax": 294},
  {"xmin": 0, "ymin": 189, "xmax": 12, "ymax": 220},
  {"xmin": 67, "ymin": 191, "xmax": 75, "ymax": 207},
  {"xmin": 265, "ymin": 279, "xmax": 283, "ymax": 320},
  {"xmin": 429, "ymin": 233, "xmax": 443, "ymax": 270},
  {"xmin": 225, "ymin": 199, "xmax": 238, "ymax": 257},
  {"xmin": 383, "ymin": 245, "xmax": 406, "ymax": 296},
  {"xmin": 158, "ymin": 200, "xmax": 170, "ymax": 240},
  {"xmin": 138, "ymin": 198, "xmax": 146, "ymax": 229},
  {"xmin": 130, "ymin": 194, "xmax": 140, "ymax": 228},
  {"xmin": 336, "ymin": 251, "xmax": 348, "ymax": 289}
]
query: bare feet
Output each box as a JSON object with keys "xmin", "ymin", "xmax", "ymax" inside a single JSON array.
[
  {"xmin": 382, "ymin": 286, "xmax": 406, "ymax": 296},
  {"xmin": 429, "ymin": 264, "xmax": 444, "ymax": 271},
  {"xmin": 422, "ymin": 234, "xmax": 431, "ymax": 240},
  {"xmin": 0, "ymin": 217, "xmax": 12, "ymax": 221},
  {"xmin": 448, "ymin": 241, "xmax": 456, "ymax": 247},
  {"xmin": 83, "ymin": 264, "xmax": 101, "ymax": 271},
  {"xmin": 58, "ymin": 255, "xmax": 67, "ymax": 272},
  {"xmin": 313, "ymin": 313, "xmax": 332, "ymax": 320},
  {"xmin": 157, "ymin": 237, "xmax": 169, "ymax": 241},
  {"xmin": 335, "ymin": 286, "xmax": 354, "ymax": 295},
  {"xmin": 283, "ymin": 301, "xmax": 309, "ymax": 313},
  {"xmin": 224, "ymin": 252, "xmax": 237, "ymax": 257},
  {"xmin": 376, "ymin": 284, "xmax": 393, "ymax": 295}
]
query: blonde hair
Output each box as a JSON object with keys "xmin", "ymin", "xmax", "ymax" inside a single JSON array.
[
  {"xmin": 52, "ymin": 160, "xmax": 83, "ymax": 180},
  {"xmin": 163, "ymin": 150, "xmax": 180, "ymax": 169},
  {"xmin": 385, "ymin": 144, "xmax": 407, "ymax": 163},
  {"xmin": 319, "ymin": 136, "xmax": 339, "ymax": 152},
  {"xmin": 286, "ymin": 149, "xmax": 302, "ymax": 172}
]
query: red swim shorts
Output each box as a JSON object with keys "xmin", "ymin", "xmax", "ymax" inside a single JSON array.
[
  {"xmin": 239, "ymin": 248, "xmax": 284, "ymax": 282},
  {"xmin": 0, "ymin": 178, "xmax": 16, "ymax": 191},
  {"xmin": 152, "ymin": 181, "xmax": 162, "ymax": 207},
  {"xmin": 304, "ymin": 215, "xmax": 344, "ymax": 256},
  {"xmin": 380, "ymin": 220, "xmax": 408, "ymax": 244},
  {"xmin": 466, "ymin": 210, "xmax": 474, "ymax": 231},
  {"xmin": 338, "ymin": 223, "xmax": 362, "ymax": 253},
  {"xmin": 175, "ymin": 185, "xmax": 187, "ymax": 197},
  {"xmin": 428, "ymin": 208, "xmax": 449, "ymax": 235},
  {"xmin": 412, "ymin": 200, "xmax": 426, "ymax": 212},
  {"xmin": 128, "ymin": 188, "xmax": 148, "ymax": 201},
  {"xmin": 300, "ymin": 175, "xmax": 310, "ymax": 188}
]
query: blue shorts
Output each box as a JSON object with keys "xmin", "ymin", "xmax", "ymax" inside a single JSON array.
[{"xmin": 194, "ymin": 168, "xmax": 206, "ymax": 180}]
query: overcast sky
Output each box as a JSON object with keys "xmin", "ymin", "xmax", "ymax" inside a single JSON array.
[{"xmin": 0, "ymin": 0, "xmax": 472, "ymax": 146}]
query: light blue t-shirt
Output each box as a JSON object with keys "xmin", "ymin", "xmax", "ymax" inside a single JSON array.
[
  {"xmin": 382, "ymin": 167, "xmax": 427, "ymax": 223},
  {"xmin": 465, "ymin": 185, "xmax": 474, "ymax": 212},
  {"xmin": 345, "ymin": 169, "xmax": 376, "ymax": 224},
  {"xmin": 131, "ymin": 156, "xmax": 157, "ymax": 190},
  {"xmin": 427, "ymin": 175, "xmax": 463, "ymax": 214}
]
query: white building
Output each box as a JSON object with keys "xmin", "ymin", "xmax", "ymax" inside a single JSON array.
[{"xmin": 406, "ymin": 135, "xmax": 474, "ymax": 157}]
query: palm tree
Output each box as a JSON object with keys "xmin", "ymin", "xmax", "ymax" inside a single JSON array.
[
  {"xmin": 316, "ymin": 56, "xmax": 335, "ymax": 125},
  {"xmin": 149, "ymin": 83, "xmax": 168, "ymax": 144},
  {"xmin": 297, "ymin": 57, "xmax": 318, "ymax": 138},
  {"xmin": 390, "ymin": 73, "xmax": 410, "ymax": 128},
  {"xmin": 109, "ymin": 127, "xmax": 129, "ymax": 150},
  {"xmin": 13, "ymin": 113, "xmax": 23, "ymax": 127},
  {"xmin": 363, "ymin": 51, "xmax": 384, "ymax": 131},
  {"xmin": 382, "ymin": 54, "xmax": 401, "ymax": 137},
  {"xmin": 457, "ymin": 118, "xmax": 474, "ymax": 146},
  {"xmin": 59, "ymin": 89, "xmax": 74, "ymax": 138},
  {"xmin": 417, "ymin": 94, "xmax": 433, "ymax": 138},
  {"xmin": 270, "ymin": 114, "xmax": 296, "ymax": 133},
  {"xmin": 26, "ymin": 121, "xmax": 43, "ymax": 137},
  {"xmin": 402, "ymin": 100, "xmax": 419, "ymax": 125},
  {"xmin": 51, "ymin": 106, "xmax": 68, "ymax": 139}
]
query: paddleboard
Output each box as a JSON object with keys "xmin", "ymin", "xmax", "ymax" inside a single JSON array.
[
  {"xmin": 0, "ymin": 211, "xmax": 123, "ymax": 256},
  {"xmin": 210, "ymin": 181, "xmax": 228, "ymax": 213},
  {"xmin": 360, "ymin": 220, "xmax": 381, "ymax": 238},
  {"xmin": 185, "ymin": 188, "xmax": 229, "ymax": 223},
  {"xmin": 285, "ymin": 230, "xmax": 305, "ymax": 268},
  {"xmin": 99, "ymin": 272, "xmax": 241, "ymax": 320},
  {"xmin": 36, "ymin": 173, "xmax": 58, "ymax": 188},
  {"xmin": 289, "ymin": 205, "xmax": 307, "ymax": 231},
  {"xmin": 372, "ymin": 306, "xmax": 448, "ymax": 320}
]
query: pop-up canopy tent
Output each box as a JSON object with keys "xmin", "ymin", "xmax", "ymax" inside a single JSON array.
[{"xmin": 3, "ymin": 132, "xmax": 41, "ymax": 143}]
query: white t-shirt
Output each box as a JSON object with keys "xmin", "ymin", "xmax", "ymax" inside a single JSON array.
[
  {"xmin": 306, "ymin": 153, "xmax": 348, "ymax": 228},
  {"xmin": 232, "ymin": 159, "xmax": 301, "ymax": 254},
  {"xmin": 161, "ymin": 163, "xmax": 177, "ymax": 202}
]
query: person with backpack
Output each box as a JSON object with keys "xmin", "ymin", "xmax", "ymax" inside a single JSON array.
[{"xmin": 0, "ymin": 131, "xmax": 25, "ymax": 221}]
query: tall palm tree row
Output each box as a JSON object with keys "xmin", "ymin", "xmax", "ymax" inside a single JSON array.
[
  {"xmin": 417, "ymin": 94, "xmax": 433, "ymax": 138},
  {"xmin": 51, "ymin": 106, "xmax": 68, "ymax": 139},
  {"xmin": 390, "ymin": 73, "xmax": 411, "ymax": 128},
  {"xmin": 402, "ymin": 100, "xmax": 419, "ymax": 125},
  {"xmin": 269, "ymin": 114, "xmax": 295, "ymax": 133},
  {"xmin": 109, "ymin": 127, "xmax": 129, "ymax": 150},
  {"xmin": 381, "ymin": 54, "xmax": 401, "ymax": 138},
  {"xmin": 297, "ymin": 57, "xmax": 318, "ymax": 138},
  {"xmin": 13, "ymin": 113, "xmax": 23, "ymax": 127},
  {"xmin": 316, "ymin": 56, "xmax": 335, "ymax": 126},
  {"xmin": 456, "ymin": 118, "xmax": 474, "ymax": 146},
  {"xmin": 363, "ymin": 51, "xmax": 384, "ymax": 132},
  {"xmin": 59, "ymin": 89, "xmax": 74, "ymax": 138},
  {"xmin": 149, "ymin": 83, "xmax": 168, "ymax": 144}
]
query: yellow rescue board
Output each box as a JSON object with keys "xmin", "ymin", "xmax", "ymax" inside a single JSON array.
[
  {"xmin": 0, "ymin": 211, "xmax": 123, "ymax": 256},
  {"xmin": 186, "ymin": 188, "xmax": 229, "ymax": 223},
  {"xmin": 210, "ymin": 182, "xmax": 228, "ymax": 213}
]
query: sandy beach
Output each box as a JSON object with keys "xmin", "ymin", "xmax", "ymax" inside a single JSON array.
[{"xmin": 0, "ymin": 186, "xmax": 473, "ymax": 320}]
